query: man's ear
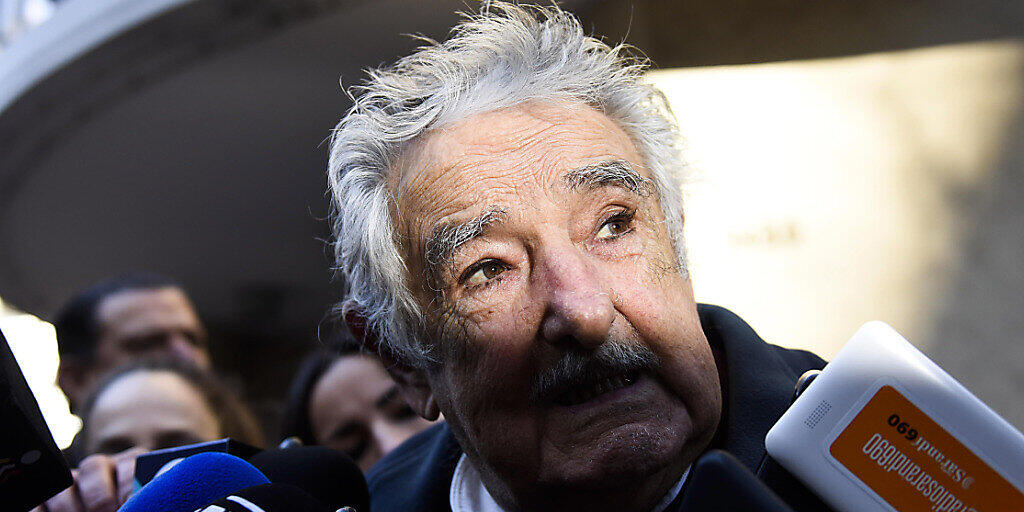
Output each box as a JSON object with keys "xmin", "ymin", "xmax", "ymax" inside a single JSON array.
[{"xmin": 343, "ymin": 300, "xmax": 440, "ymax": 421}]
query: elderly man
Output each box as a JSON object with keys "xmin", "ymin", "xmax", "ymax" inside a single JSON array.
[{"xmin": 330, "ymin": 3, "xmax": 825, "ymax": 511}]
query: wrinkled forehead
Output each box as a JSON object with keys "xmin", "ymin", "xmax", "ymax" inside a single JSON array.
[{"xmin": 387, "ymin": 101, "xmax": 649, "ymax": 255}]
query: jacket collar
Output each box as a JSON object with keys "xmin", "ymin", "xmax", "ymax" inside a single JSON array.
[{"xmin": 697, "ymin": 304, "xmax": 807, "ymax": 470}]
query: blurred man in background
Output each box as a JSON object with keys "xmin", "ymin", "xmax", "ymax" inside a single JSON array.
[{"xmin": 54, "ymin": 274, "xmax": 211, "ymax": 409}]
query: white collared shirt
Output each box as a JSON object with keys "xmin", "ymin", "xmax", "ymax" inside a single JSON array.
[{"xmin": 449, "ymin": 454, "xmax": 690, "ymax": 512}]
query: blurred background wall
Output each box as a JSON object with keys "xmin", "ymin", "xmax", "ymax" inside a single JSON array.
[
  {"xmin": 649, "ymin": 41, "xmax": 1024, "ymax": 430},
  {"xmin": 0, "ymin": 0, "xmax": 1021, "ymax": 447}
]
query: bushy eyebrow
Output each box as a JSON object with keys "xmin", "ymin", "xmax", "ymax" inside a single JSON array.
[
  {"xmin": 561, "ymin": 159, "xmax": 654, "ymax": 197},
  {"xmin": 424, "ymin": 207, "xmax": 508, "ymax": 285},
  {"xmin": 420, "ymin": 161, "xmax": 648, "ymax": 288}
]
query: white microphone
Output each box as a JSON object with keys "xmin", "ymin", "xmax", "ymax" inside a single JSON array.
[{"xmin": 767, "ymin": 322, "xmax": 1024, "ymax": 512}]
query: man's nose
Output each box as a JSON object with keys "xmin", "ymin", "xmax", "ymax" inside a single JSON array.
[{"xmin": 537, "ymin": 246, "xmax": 615, "ymax": 350}]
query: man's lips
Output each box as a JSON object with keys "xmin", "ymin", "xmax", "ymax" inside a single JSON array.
[{"xmin": 553, "ymin": 370, "xmax": 642, "ymax": 407}]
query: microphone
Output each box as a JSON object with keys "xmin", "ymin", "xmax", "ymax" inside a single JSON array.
[
  {"xmin": 766, "ymin": 321, "xmax": 1024, "ymax": 512},
  {"xmin": 250, "ymin": 446, "xmax": 369, "ymax": 512},
  {"xmin": 0, "ymin": 329, "xmax": 72, "ymax": 512},
  {"xmin": 675, "ymin": 450, "xmax": 794, "ymax": 511},
  {"xmin": 194, "ymin": 483, "xmax": 334, "ymax": 512},
  {"xmin": 134, "ymin": 438, "xmax": 262, "ymax": 488},
  {"xmin": 118, "ymin": 452, "xmax": 269, "ymax": 512}
]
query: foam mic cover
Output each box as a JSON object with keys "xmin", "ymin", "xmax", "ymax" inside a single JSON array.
[
  {"xmin": 0, "ymin": 329, "xmax": 72, "ymax": 511},
  {"xmin": 250, "ymin": 446, "xmax": 369, "ymax": 512},
  {"xmin": 675, "ymin": 450, "xmax": 795, "ymax": 511},
  {"xmin": 118, "ymin": 452, "xmax": 269, "ymax": 512},
  {"xmin": 195, "ymin": 483, "xmax": 333, "ymax": 512}
]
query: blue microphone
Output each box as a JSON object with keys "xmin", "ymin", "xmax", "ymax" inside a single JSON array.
[
  {"xmin": 195, "ymin": 483, "xmax": 334, "ymax": 512},
  {"xmin": 117, "ymin": 452, "xmax": 269, "ymax": 512}
]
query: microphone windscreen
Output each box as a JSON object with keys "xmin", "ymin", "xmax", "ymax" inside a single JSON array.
[
  {"xmin": 195, "ymin": 483, "xmax": 332, "ymax": 512},
  {"xmin": 250, "ymin": 445, "xmax": 369, "ymax": 511},
  {"xmin": 118, "ymin": 452, "xmax": 269, "ymax": 512}
]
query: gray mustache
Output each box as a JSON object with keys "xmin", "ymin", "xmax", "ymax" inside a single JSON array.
[{"xmin": 530, "ymin": 341, "xmax": 659, "ymax": 402}]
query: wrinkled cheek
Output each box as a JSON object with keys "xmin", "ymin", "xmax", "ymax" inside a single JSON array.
[
  {"xmin": 439, "ymin": 350, "xmax": 542, "ymax": 474},
  {"xmin": 444, "ymin": 314, "xmax": 538, "ymax": 399},
  {"xmin": 453, "ymin": 292, "xmax": 539, "ymax": 355},
  {"xmin": 439, "ymin": 306, "xmax": 543, "ymax": 432},
  {"xmin": 657, "ymin": 340, "xmax": 721, "ymax": 437},
  {"xmin": 606, "ymin": 271, "xmax": 675, "ymax": 330},
  {"xmin": 611, "ymin": 273, "xmax": 721, "ymax": 431}
]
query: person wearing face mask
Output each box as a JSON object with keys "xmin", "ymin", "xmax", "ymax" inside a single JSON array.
[{"xmin": 281, "ymin": 334, "xmax": 436, "ymax": 471}]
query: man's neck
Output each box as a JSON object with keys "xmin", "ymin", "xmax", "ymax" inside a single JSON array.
[{"xmin": 480, "ymin": 456, "xmax": 692, "ymax": 512}]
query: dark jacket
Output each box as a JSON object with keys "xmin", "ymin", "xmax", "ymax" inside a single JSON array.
[{"xmin": 365, "ymin": 304, "xmax": 829, "ymax": 511}]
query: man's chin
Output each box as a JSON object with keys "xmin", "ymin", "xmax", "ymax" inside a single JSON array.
[
  {"xmin": 538, "ymin": 372, "xmax": 699, "ymax": 482},
  {"xmin": 538, "ymin": 421, "xmax": 690, "ymax": 488}
]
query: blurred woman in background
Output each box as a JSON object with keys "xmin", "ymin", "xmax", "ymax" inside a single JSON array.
[
  {"xmin": 36, "ymin": 360, "xmax": 265, "ymax": 512},
  {"xmin": 78, "ymin": 359, "xmax": 263, "ymax": 458},
  {"xmin": 282, "ymin": 339, "xmax": 435, "ymax": 471}
]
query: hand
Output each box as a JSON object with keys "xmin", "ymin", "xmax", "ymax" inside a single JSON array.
[{"xmin": 33, "ymin": 448, "xmax": 144, "ymax": 512}]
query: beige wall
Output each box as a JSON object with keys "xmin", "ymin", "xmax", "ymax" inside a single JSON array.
[{"xmin": 649, "ymin": 40, "xmax": 1024, "ymax": 429}]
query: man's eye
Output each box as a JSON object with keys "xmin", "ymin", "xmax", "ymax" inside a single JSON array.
[
  {"xmin": 464, "ymin": 259, "xmax": 506, "ymax": 286},
  {"xmin": 97, "ymin": 438, "xmax": 133, "ymax": 455},
  {"xmin": 122, "ymin": 334, "xmax": 164, "ymax": 352},
  {"xmin": 596, "ymin": 212, "xmax": 634, "ymax": 240}
]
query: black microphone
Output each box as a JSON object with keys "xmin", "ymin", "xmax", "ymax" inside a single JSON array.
[
  {"xmin": 675, "ymin": 450, "xmax": 795, "ymax": 511},
  {"xmin": 133, "ymin": 438, "xmax": 262, "ymax": 488},
  {"xmin": 249, "ymin": 446, "xmax": 369, "ymax": 512},
  {"xmin": 0, "ymin": 328, "xmax": 73, "ymax": 511},
  {"xmin": 195, "ymin": 483, "xmax": 334, "ymax": 512}
]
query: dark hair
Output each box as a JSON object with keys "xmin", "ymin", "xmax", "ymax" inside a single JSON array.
[
  {"xmin": 78, "ymin": 359, "xmax": 265, "ymax": 455},
  {"xmin": 279, "ymin": 328, "xmax": 362, "ymax": 445},
  {"xmin": 54, "ymin": 273, "xmax": 185, "ymax": 361}
]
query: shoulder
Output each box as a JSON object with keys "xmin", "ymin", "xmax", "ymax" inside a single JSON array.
[{"xmin": 366, "ymin": 422, "xmax": 462, "ymax": 512}]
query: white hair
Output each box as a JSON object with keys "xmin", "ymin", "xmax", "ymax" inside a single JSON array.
[{"xmin": 327, "ymin": 2, "xmax": 688, "ymax": 366}]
